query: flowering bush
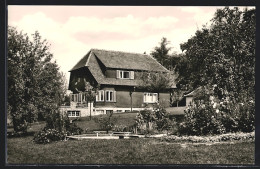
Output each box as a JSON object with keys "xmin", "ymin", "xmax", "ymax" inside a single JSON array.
[
  {"xmin": 33, "ymin": 128, "xmax": 66, "ymax": 144},
  {"xmin": 178, "ymin": 85, "xmax": 255, "ymax": 136},
  {"xmin": 178, "ymin": 101, "xmax": 226, "ymax": 136},
  {"xmin": 161, "ymin": 131, "xmax": 254, "ymax": 143}
]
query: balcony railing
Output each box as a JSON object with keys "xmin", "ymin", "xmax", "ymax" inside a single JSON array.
[{"xmin": 70, "ymin": 93, "xmax": 88, "ymax": 104}]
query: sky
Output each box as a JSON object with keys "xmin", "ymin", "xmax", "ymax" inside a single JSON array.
[{"xmin": 8, "ymin": 6, "xmax": 254, "ymax": 84}]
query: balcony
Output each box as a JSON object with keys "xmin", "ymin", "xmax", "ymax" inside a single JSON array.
[{"xmin": 70, "ymin": 93, "xmax": 88, "ymax": 108}]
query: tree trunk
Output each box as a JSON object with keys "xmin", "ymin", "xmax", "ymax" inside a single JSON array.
[{"xmin": 12, "ymin": 115, "xmax": 18, "ymax": 133}]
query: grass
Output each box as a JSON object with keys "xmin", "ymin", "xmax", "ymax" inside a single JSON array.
[
  {"xmin": 7, "ymin": 136, "xmax": 254, "ymax": 165},
  {"xmin": 6, "ymin": 113, "xmax": 255, "ymax": 165},
  {"xmin": 7, "ymin": 112, "xmax": 138, "ymax": 133},
  {"xmin": 74, "ymin": 112, "xmax": 138, "ymax": 131}
]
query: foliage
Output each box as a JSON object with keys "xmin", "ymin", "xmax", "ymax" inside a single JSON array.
[
  {"xmin": 137, "ymin": 71, "xmax": 174, "ymax": 104},
  {"xmin": 150, "ymin": 37, "xmax": 172, "ymax": 67},
  {"xmin": 61, "ymin": 95, "xmax": 71, "ymax": 106},
  {"xmin": 161, "ymin": 131, "xmax": 254, "ymax": 143},
  {"xmin": 174, "ymin": 7, "xmax": 255, "ymax": 134},
  {"xmin": 33, "ymin": 111, "xmax": 83, "ymax": 143},
  {"xmin": 71, "ymin": 78, "xmax": 98, "ymax": 101},
  {"xmin": 171, "ymin": 88, "xmax": 183, "ymax": 107},
  {"xmin": 135, "ymin": 104, "xmax": 175, "ymax": 134},
  {"xmin": 34, "ymin": 111, "xmax": 83, "ymax": 144},
  {"xmin": 177, "ymin": 7, "xmax": 255, "ymax": 95},
  {"xmin": 8, "ymin": 26, "xmax": 66, "ymax": 133},
  {"xmin": 179, "ymin": 86, "xmax": 254, "ymax": 135},
  {"xmin": 33, "ymin": 128, "xmax": 66, "ymax": 144},
  {"xmin": 94, "ymin": 112, "xmax": 118, "ymax": 133},
  {"xmin": 45, "ymin": 111, "xmax": 70, "ymax": 132},
  {"xmin": 113, "ymin": 124, "xmax": 136, "ymax": 132},
  {"xmin": 178, "ymin": 100, "xmax": 226, "ymax": 136},
  {"xmin": 66, "ymin": 123, "xmax": 84, "ymax": 136}
]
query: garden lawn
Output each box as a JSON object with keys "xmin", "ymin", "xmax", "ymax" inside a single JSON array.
[
  {"xmin": 7, "ymin": 136, "xmax": 254, "ymax": 165},
  {"xmin": 75, "ymin": 112, "xmax": 138, "ymax": 131}
]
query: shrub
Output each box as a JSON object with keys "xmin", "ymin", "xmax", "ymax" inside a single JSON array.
[
  {"xmin": 236, "ymin": 102, "xmax": 255, "ymax": 132},
  {"xmin": 33, "ymin": 128, "xmax": 66, "ymax": 144},
  {"xmin": 161, "ymin": 131, "xmax": 254, "ymax": 143},
  {"xmin": 66, "ymin": 123, "xmax": 83, "ymax": 136},
  {"xmin": 33, "ymin": 111, "xmax": 83, "ymax": 143},
  {"xmin": 45, "ymin": 111, "xmax": 70, "ymax": 132},
  {"xmin": 94, "ymin": 112, "xmax": 118, "ymax": 133},
  {"xmin": 179, "ymin": 99, "xmax": 255, "ymax": 136},
  {"xmin": 178, "ymin": 101, "xmax": 226, "ymax": 136},
  {"xmin": 135, "ymin": 104, "xmax": 176, "ymax": 134}
]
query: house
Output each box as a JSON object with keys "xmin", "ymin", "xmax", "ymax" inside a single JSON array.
[
  {"xmin": 62, "ymin": 49, "xmax": 176, "ymax": 117},
  {"xmin": 184, "ymin": 90, "xmax": 194, "ymax": 106},
  {"xmin": 183, "ymin": 87, "xmax": 203, "ymax": 107}
]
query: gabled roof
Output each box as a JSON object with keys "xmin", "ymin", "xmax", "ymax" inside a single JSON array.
[
  {"xmin": 69, "ymin": 48, "xmax": 176, "ymax": 88},
  {"xmin": 70, "ymin": 51, "xmax": 91, "ymax": 71},
  {"xmin": 91, "ymin": 49, "xmax": 168, "ymax": 72},
  {"xmin": 184, "ymin": 87, "xmax": 202, "ymax": 97},
  {"xmin": 70, "ymin": 48, "xmax": 168, "ymax": 72}
]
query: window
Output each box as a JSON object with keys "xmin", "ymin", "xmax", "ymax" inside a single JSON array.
[
  {"xmin": 117, "ymin": 110, "xmax": 122, "ymax": 113},
  {"xmin": 106, "ymin": 90, "xmax": 114, "ymax": 102},
  {"xmin": 143, "ymin": 93, "xmax": 158, "ymax": 103},
  {"xmin": 106, "ymin": 110, "xmax": 113, "ymax": 114},
  {"xmin": 67, "ymin": 111, "xmax": 80, "ymax": 117},
  {"xmin": 96, "ymin": 90, "xmax": 104, "ymax": 102},
  {"xmin": 96, "ymin": 110, "xmax": 104, "ymax": 114},
  {"xmin": 117, "ymin": 70, "xmax": 134, "ymax": 79},
  {"xmin": 120, "ymin": 71, "xmax": 130, "ymax": 79},
  {"xmin": 68, "ymin": 111, "xmax": 72, "ymax": 116}
]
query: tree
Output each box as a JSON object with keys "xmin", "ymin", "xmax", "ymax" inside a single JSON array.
[
  {"xmin": 178, "ymin": 7, "xmax": 255, "ymax": 101},
  {"xmin": 150, "ymin": 37, "xmax": 172, "ymax": 68},
  {"xmin": 138, "ymin": 71, "xmax": 174, "ymax": 102},
  {"xmin": 8, "ymin": 26, "xmax": 66, "ymax": 133},
  {"xmin": 71, "ymin": 78, "xmax": 98, "ymax": 119},
  {"xmin": 82, "ymin": 81, "xmax": 98, "ymax": 120},
  {"xmin": 171, "ymin": 89, "xmax": 183, "ymax": 107},
  {"xmin": 176, "ymin": 7, "xmax": 255, "ymax": 133}
]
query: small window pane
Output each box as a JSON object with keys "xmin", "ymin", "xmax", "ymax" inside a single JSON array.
[
  {"xmin": 124, "ymin": 72, "xmax": 130, "ymax": 78},
  {"xmin": 106, "ymin": 91, "xmax": 109, "ymax": 101},
  {"xmin": 76, "ymin": 111, "xmax": 79, "ymax": 116},
  {"xmin": 110, "ymin": 91, "xmax": 113, "ymax": 101}
]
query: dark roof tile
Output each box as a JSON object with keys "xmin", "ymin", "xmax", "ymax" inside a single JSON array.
[{"xmin": 69, "ymin": 48, "xmax": 176, "ymax": 88}]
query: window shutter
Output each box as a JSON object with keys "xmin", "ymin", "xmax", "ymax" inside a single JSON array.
[
  {"xmin": 101, "ymin": 90, "xmax": 104, "ymax": 101},
  {"xmin": 130, "ymin": 71, "xmax": 134, "ymax": 79},
  {"xmin": 116, "ymin": 70, "xmax": 120, "ymax": 78},
  {"xmin": 79, "ymin": 93, "xmax": 82, "ymax": 103},
  {"xmin": 96, "ymin": 92, "xmax": 98, "ymax": 101},
  {"xmin": 114, "ymin": 91, "xmax": 116, "ymax": 102},
  {"xmin": 70, "ymin": 94, "xmax": 72, "ymax": 102}
]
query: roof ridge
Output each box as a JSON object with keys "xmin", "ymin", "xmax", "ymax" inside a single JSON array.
[{"xmin": 91, "ymin": 48, "xmax": 149, "ymax": 56}]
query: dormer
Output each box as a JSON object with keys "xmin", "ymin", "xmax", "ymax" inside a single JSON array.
[{"xmin": 116, "ymin": 70, "xmax": 134, "ymax": 79}]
